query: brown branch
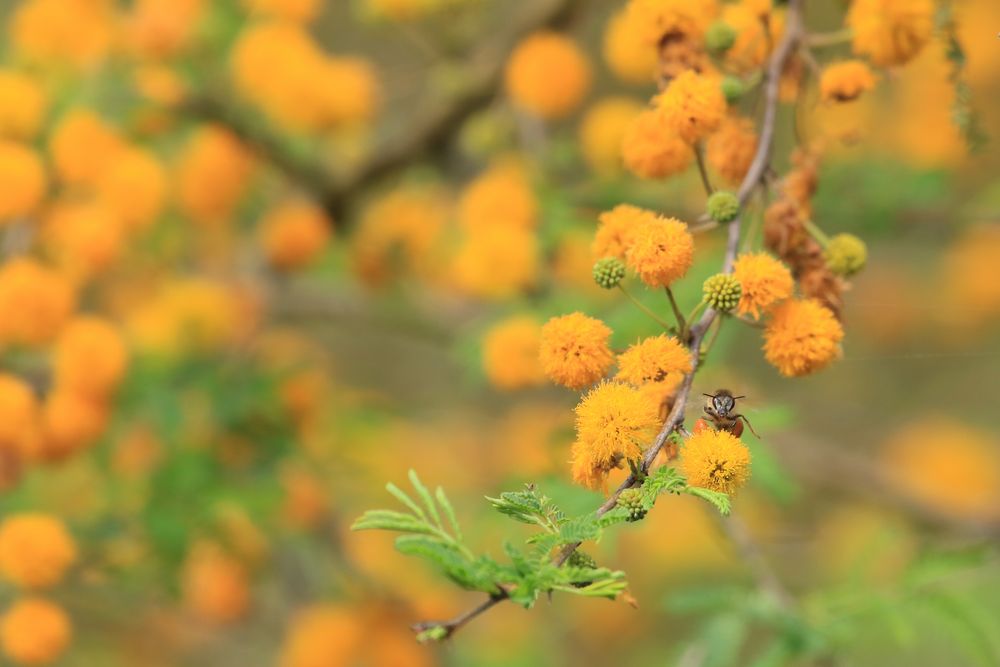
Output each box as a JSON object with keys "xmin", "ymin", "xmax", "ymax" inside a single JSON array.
[
  {"xmin": 413, "ymin": 0, "xmax": 807, "ymax": 638},
  {"xmin": 183, "ymin": 0, "xmax": 584, "ymax": 226}
]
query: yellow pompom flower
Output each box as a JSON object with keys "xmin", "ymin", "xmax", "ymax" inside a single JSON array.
[
  {"xmin": 593, "ymin": 204, "xmax": 651, "ymax": 262},
  {"xmin": 570, "ymin": 381, "xmax": 659, "ymax": 490},
  {"xmin": 176, "ymin": 125, "xmax": 256, "ymax": 226},
  {"xmin": 504, "ymin": 31, "xmax": 592, "ymax": 120},
  {"xmin": 95, "ymin": 147, "xmax": 167, "ymax": 231},
  {"xmin": 10, "ymin": 0, "xmax": 114, "ymax": 69},
  {"xmin": 182, "ymin": 541, "xmax": 250, "ymax": 624},
  {"xmin": 820, "ymin": 60, "xmax": 877, "ymax": 103},
  {"xmin": 539, "ymin": 313, "xmax": 614, "ymax": 390},
  {"xmin": 625, "ymin": 213, "xmax": 695, "ymax": 287},
  {"xmin": 259, "ymin": 201, "xmax": 332, "ymax": 271},
  {"xmin": 0, "ymin": 259, "xmax": 75, "ymax": 346},
  {"xmin": 617, "ymin": 334, "xmax": 693, "ymax": 386},
  {"xmin": 681, "ymin": 428, "xmax": 751, "ymax": 495},
  {"xmin": 721, "ymin": 1, "xmax": 782, "ymax": 74},
  {"xmin": 0, "ymin": 375, "xmax": 41, "ymax": 455},
  {"xmin": 602, "ymin": 11, "xmax": 657, "ymax": 85},
  {"xmin": 732, "ymin": 252, "xmax": 793, "ymax": 319},
  {"xmin": 0, "ymin": 71, "xmax": 47, "ymax": 140},
  {"xmin": 579, "ymin": 97, "xmax": 645, "ymax": 176},
  {"xmin": 53, "ymin": 317, "xmax": 129, "ymax": 401},
  {"xmin": 482, "ymin": 316, "xmax": 545, "ymax": 391},
  {"xmin": 451, "ymin": 226, "xmax": 538, "ymax": 300},
  {"xmin": 123, "ymin": 0, "xmax": 205, "ymax": 59},
  {"xmin": 279, "ymin": 605, "xmax": 361, "ymax": 667},
  {"xmin": 39, "ymin": 390, "xmax": 108, "ymax": 461},
  {"xmin": 0, "ymin": 598, "xmax": 72, "ymax": 666},
  {"xmin": 847, "ymin": 0, "xmax": 933, "ymax": 67},
  {"xmin": 655, "ymin": 70, "xmax": 726, "ymax": 144},
  {"xmin": 458, "ymin": 161, "xmax": 537, "ymax": 230},
  {"xmin": 763, "ymin": 298, "xmax": 844, "ymax": 377},
  {"xmin": 623, "ymin": 0, "xmax": 719, "ymax": 46},
  {"xmin": 621, "ymin": 109, "xmax": 694, "ymax": 179},
  {"xmin": 707, "ymin": 115, "xmax": 757, "ymax": 186},
  {"xmin": 48, "ymin": 109, "xmax": 123, "ymax": 187},
  {"xmin": 0, "ymin": 142, "xmax": 46, "ymax": 221},
  {"xmin": 42, "ymin": 199, "xmax": 125, "ymax": 278},
  {"xmin": 243, "ymin": 0, "xmax": 320, "ymax": 22},
  {"xmin": 881, "ymin": 419, "xmax": 1000, "ymax": 520},
  {"xmin": 0, "ymin": 515, "xmax": 77, "ymax": 589}
]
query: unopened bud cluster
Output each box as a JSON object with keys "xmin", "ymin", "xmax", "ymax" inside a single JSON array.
[
  {"xmin": 593, "ymin": 257, "xmax": 626, "ymax": 289},
  {"xmin": 703, "ymin": 273, "xmax": 742, "ymax": 312},
  {"xmin": 824, "ymin": 233, "xmax": 868, "ymax": 276},
  {"xmin": 617, "ymin": 488, "xmax": 646, "ymax": 522}
]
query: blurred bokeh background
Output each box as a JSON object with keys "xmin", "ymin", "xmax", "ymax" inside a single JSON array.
[{"xmin": 0, "ymin": 0, "xmax": 997, "ymax": 665}]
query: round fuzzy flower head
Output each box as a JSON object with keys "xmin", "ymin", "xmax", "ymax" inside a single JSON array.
[
  {"xmin": 53, "ymin": 317, "xmax": 128, "ymax": 400},
  {"xmin": 625, "ymin": 213, "xmax": 695, "ymax": 288},
  {"xmin": 176, "ymin": 125, "xmax": 256, "ymax": 226},
  {"xmin": 654, "ymin": 70, "xmax": 726, "ymax": 144},
  {"xmin": 707, "ymin": 115, "xmax": 757, "ymax": 186},
  {"xmin": 623, "ymin": 0, "xmax": 719, "ymax": 46},
  {"xmin": 621, "ymin": 108, "xmax": 693, "ymax": 180},
  {"xmin": 763, "ymin": 298, "xmax": 845, "ymax": 377},
  {"xmin": 847, "ymin": 0, "xmax": 933, "ymax": 67},
  {"xmin": 0, "ymin": 141, "xmax": 46, "ymax": 221},
  {"xmin": 681, "ymin": 428, "xmax": 751, "ymax": 495},
  {"xmin": 603, "ymin": 10, "xmax": 658, "ymax": 85},
  {"xmin": 616, "ymin": 334, "xmax": 692, "ymax": 386},
  {"xmin": 458, "ymin": 161, "xmax": 537, "ymax": 231},
  {"xmin": 820, "ymin": 61, "xmax": 877, "ymax": 103},
  {"xmin": 451, "ymin": 226, "xmax": 538, "ymax": 299},
  {"xmin": 732, "ymin": 252, "xmax": 793, "ymax": 319},
  {"xmin": 706, "ymin": 190, "xmax": 739, "ymax": 223},
  {"xmin": 0, "ymin": 514, "xmax": 77, "ymax": 589},
  {"xmin": 0, "ymin": 71, "xmax": 47, "ymax": 140},
  {"xmin": 0, "ymin": 259, "xmax": 76, "ymax": 346},
  {"xmin": 539, "ymin": 313, "xmax": 614, "ymax": 390},
  {"xmin": 0, "ymin": 374, "xmax": 40, "ymax": 454},
  {"xmin": 259, "ymin": 201, "xmax": 332, "ymax": 271},
  {"xmin": 592, "ymin": 204, "xmax": 653, "ymax": 260},
  {"xmin": 504, "ymin": 31, "xmax": 592, "ymax": 120},
  {"xmin": 482, "ymin": 316, "xmax": 545, "ymax": 391},
  {"xmin": 571, "ymin": 381, "xmax": 659, "ymax": 490},
  {"xmin": 824, "ymin": 233, "xmax": 868, "ymax": 276},
  {"xmin": 182, "ymin": 541, "xmax": 250, "ymax": 624},
  {"xmin": 0, "ymin": 598, "xmax": 72, "ymax": 666}
]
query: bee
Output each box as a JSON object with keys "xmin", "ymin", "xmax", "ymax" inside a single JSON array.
[{"xmin": 701, "ymin": 389, "xmax": 759, "ymax": 438}]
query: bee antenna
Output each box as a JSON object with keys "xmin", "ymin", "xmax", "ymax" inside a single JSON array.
[
  {"xmin": 702, "ymin": 393, "xmax": 715, "ymax": 398},
  {"xmin": 733, "ymin": 395, "xmax": 746, "ymax": 400}
]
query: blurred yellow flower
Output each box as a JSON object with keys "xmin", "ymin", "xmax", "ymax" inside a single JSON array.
[
  {"xmin": 540, "ymin": 313, "xmax": 614, "ymax": 390},
  {"xmin": 820, "ymin": 60, "xmax": 877, "ymax": 103},
  {"xmin": 451, "ymin": 226, "xmax": 538, "ymax": 299},
  {"xmin": 53, "ymin": 317, "xmax": 129, "ymax": 401},
  {"xmin": 10, "ymin": 0, "xmax": 114, "ymax": 69},
  {"xmin": 182, "ymin": 541, "xmax": 250, "ymax": 624},
  {"xmin": 39, "ymin": 390, "xmax": 109, "ymax": 462},
  {"xmin": 707, "ymin": 115, "xmax": 757, "ymax": 187},
  {"xmin": 0, "ymin": 71, "xmax": 47, "ymax": 140},
  {"xmin": 763, "ymin": 298, "xmax": 844, "ymax": 377},
  {"xmin": 680, "ymin": 428, "xmax": 751, "ymax": 494},
  {"xmin": 243, "ymin": 0, "xmax": 320, "ymax": 22},
  {"xmin": 847, "ymin": 0, "xmax": 933, "ymax": 67},
  {"xmin": 259, "ymin": 200, "xmax": 332, "ymax": 271},
  {"xmin": 95, "ymin": 147, "xmax": 168, "ymax": 231},
  {"xmin": 602, "ymin": 11, "xmax": 657, "ymax": 85},
  {"xmin": 622, "ymin": 108, "xmax": 694, "ymax": 180},
  {"xmin": 593, "ymin": 204, "xmax": 649, "ymax": 261},
  {"xmin": 0, "ymin": 259, "xmax": 75, "ymax": 347},
  {"xmin": 655, "ymin": 70, "xmax": 726, "ymax": 144},
  {"xmin": 0, "ymin": 375, "xmax": 40, "ymax": 456},
  {"xmin": 458, "ymin": 161, "xmax": 537, "ymax": 230},
  {"xmin": 623, "ymin": 0, "xmax": 719, "ymax": 46},
  {"xmin": 504, "ymin": 31, "xmax": 592, "ymax": 120},
  {"xmin": 0, "ymin": 598, "xmax": 72, "ymax": 666},
  {"xmin": 482, "ymin": 316, "xmax": 545, "ymax": 391},
  {"xmin": 0, "ymin": 515, "xmax": 77, "ymax": 590},
  {"xmin": 579, "ymin": 97, "xmax": 645, "ymax": 176},
  {"xmin": 0, "ymin": 141, "xmax": 46, "ymax": 221},
  {"xmin": 48, "ymin": 109, "xmax": 123, "ymax": 187},
  {"xmin": 42, "ymin": 199, "xmax": 125, "ymax": 279},
  {"xmin": 279, "ymin": 605, "xmax": 361, "ymax": 667},
  {"xmin": 175, "ymin": 125, "xmax": 256, "ymax": 226}
]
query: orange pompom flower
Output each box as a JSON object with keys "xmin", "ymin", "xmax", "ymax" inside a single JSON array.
[
  {"xmin": 579, "ymin": 97, "xmax": 646, "ymax": 176},
  {"xmin": 602, "ymin": 11, "xmax": 657, "ymax": 85},
  {"xmin": 654, "ymin": 70, "xmax": 726, "ymax": 144},
  {"xmin": 681, "ymin": 428, "xmax": 751, "ymax": 495},
  {"xmin": 259, "ymin": 201, "xmax": 332, "ymax": 271},
  {"xmin": 624, "ymin": 212, "xmax": 695, "ymax": 287},
  {"xmin": 39, "ymin": 391, "xmax": 108, "ymax": 461},
  {"xmin": 621, "ymin": 108, "xmax": 693, "ymax": 179},
  {"xmin": 0, "ymin": 375, "xmax": 40, "ymax": 455},
  {"xmin": 0, "ymin": 515, "xmax": 77, "ymax": 589},
  {"xmin": 847, "ymin": 0, "xmax": 933, "ymax": 67},
  {"xmin": 42, "ymin": 199, "xmax": 125, "ymax": 278},
  {"xmin": 623, "ymin": 0, "xmax": 719, "ymax": 46},
  {"xmin": 0, "ymin": 141, "xmax": 46, "ymax": 221},
  {"xmin": 539, "ymin": 313, "xmax": 614, "ymax": 390},
  {"xmin": 0, "ymin": 259, "xmax": 75, "ymax": 346},
  {"xmin": 10, "ymin": 0, "xmax": 114, "ymax": 69},
  {"xmin": 95, "ymin": 147, "xmax": 168, "ymax": 231},
  {"xmin": 820, "ymin": 60, "xmax": 877, "ymax": 103},
  {"xmin": 48, "ymin": 109, "xmax": 123, "ymax": 187},
  {"xmin": 593, "ymin": 204, "xmax": 654, "ymax": 261},
  {"xmin": 707, "ymin": 115, "xmax": 757, "ymax": 186},
  {"xmin": 732, "ymin": 252, "xmax": 793, "ymax": 319},
  {"xmin": 504, "ymin": 31, "xmax": 592, "ymax": 120},
  {"xmin": 617, "ymin": 334, "xmax": 693, "ymax": 386},
  {"xmin": 458, "ymin": 161, "xmax": 537, "ymax": 230},
  {"xmin": 279, "ymin": 605, "xmax": 362, "ymax": 667},
  {"xmin": 451, "ymin": 226, "xmax": 538, "ymax": 300},
  {"xmin": 570, "ymin": 381, "xmax": 659, "ymax": 490},
  {"xmin": 182, "ymin": 541, "xmax": 250, "ymax": 624},
  {"xmin": 482, "ymin": 316, "xmax": 545, "ymax": 391},
  {"xmin": 0, "ymin": 598, "xmax": 72, "ymax": 666},
  {"xmin": 176, "ymin": 125, "xmax": 256, "ymax": 226},
  {"xmin": 0, "ymin": 71, "xmax": 47, "ymax": 140},
  {"xmin": 763, "ymin": 298, "xmax": 845, "ymax": 377},
  {"xmin": 53, "ymin": 317, "xmax": 129, "ymax": 401}
]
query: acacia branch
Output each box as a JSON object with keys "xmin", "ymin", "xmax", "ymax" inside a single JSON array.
[
  {"xmin": 184, "ymin": 0, "xmax": 584, "ymax": 226},
  {"xmin": 413, "ymin": 0, "xmax": 806, "ymax": 638}
]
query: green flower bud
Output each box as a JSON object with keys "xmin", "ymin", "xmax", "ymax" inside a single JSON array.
[
  {"xmin": 721, "ymin": 76, "xmax": 745, "ymax": 104},
  {"xmin": 705, "ymin": 21, "xmax": 737, "ymax": 53},
  {"xmin": 593, "ymin": 257, "xmax": 626, "ymax": 289},
  {"xmin": 824, "ymin": 233, "xmax": 868, "ymax": 276},
  {"xmin": 707, "ymin": 190, "xmax": 740, "ymax": 224},
  {"xmin": 703, "ymin": 273, "xmax": 742, "ymax": 312},
  {"xmin": 567, "ymin": 550, "xmax": 597, "ymax": 570},
  {"xmin": 618, "ymin": 488, "xmax": 646, "ymax": 522}
]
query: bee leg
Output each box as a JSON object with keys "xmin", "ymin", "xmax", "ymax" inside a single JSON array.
[{"xmin": 735, "ymin": 414, "xmax": 760, "ymax": 438}]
